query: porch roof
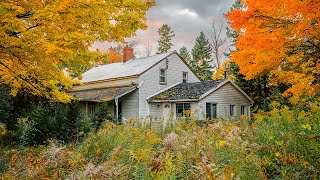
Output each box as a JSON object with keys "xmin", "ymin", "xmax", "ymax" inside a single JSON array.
[
  {"xmin": 148, "ymin": 79, "xmax": 226, "ymax": 102},
  {"xmin": 68, "ymin": 85, "xmax": 137, "ymax": 102}
]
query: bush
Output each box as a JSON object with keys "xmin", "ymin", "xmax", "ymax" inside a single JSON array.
[
  {"xmin": 16, "ymin": 118, "xmax": 38, "ymax": 145},
  {"xmin": 1, "ymin": 104, "xmax": 319, "ymax": 179},
  {"xmin": 1, "ymin": 101, "xmax": 95, "ymax": 145},
  {"xmin": 0, "ymin": 123, "xmax": 6, "ymax": 135}
]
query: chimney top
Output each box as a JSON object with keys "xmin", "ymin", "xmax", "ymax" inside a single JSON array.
[{"xmin": 123, "ymin": 46, "xmax": 133, "ymax": 63}]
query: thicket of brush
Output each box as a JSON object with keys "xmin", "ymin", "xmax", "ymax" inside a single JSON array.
[{"xmin": 0, "ymin": 103, "xmax": 319, "ymax": 179}]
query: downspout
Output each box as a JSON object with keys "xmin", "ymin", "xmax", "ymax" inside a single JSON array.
[{"xmin": 115, "ymin": 98, "xmax": 119, "ymax": 122}]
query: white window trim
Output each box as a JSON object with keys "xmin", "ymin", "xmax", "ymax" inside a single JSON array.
[
  {"xmin": 206, "ymin": 102, "xmax": 218, "ymax": 119},
  {"xmin": 182, "ymin": 71, "xmax": 188, "ymax": 83},
  {"xmin": 175, "ymin": 102, "xmax": 191, "ymax": 119},
  {"xmin": 240, "ymin": 105, "xmax": 247, "ymax": 115},
  {"xmin": 229, "ymin": 104, "xmax": 235, "ymax": 117},
  {"xmin": 159, "ymin": 68, "xmax": 167, "ymax": 85}
]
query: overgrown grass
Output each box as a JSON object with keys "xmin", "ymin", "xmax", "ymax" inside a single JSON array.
[{"xmin": 1, "ymin": 104, "xmax": 319, "ymax": 179}]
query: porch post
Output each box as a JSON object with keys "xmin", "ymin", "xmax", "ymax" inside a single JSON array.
[{"xmin": 115, "ymin": 98, "xmax": 119, "ymax": 122}]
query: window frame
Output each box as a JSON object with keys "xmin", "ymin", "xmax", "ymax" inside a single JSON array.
[
  {"xmin": 240, "ymin": 105, "xmax": 246, "ymax": 115},
  {"xmin": 229, "ymin": 105, "xmax": 235, "ymax": 117},
  {"xmin": 206, "ymin": 102, "xmax": 218, "ymax": 119},
  {"xmin": 182, "ymin": 71, "xmax": 188, "ymax": 83},
  {"xmin": 88, "ymin": 103, "xmax": 96, "ymax": 116},
  {"xmin": 159, "ymin": 68, "xmax": 167, "ymax": 85},
  {"xmin": 176, "ymin": 103, "xmax": 191, "ymax": 119}
]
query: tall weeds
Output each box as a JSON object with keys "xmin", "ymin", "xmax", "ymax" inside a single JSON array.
[{"xmin": 1, "ymin": 105, "xmax": 319, "ymax": 179}]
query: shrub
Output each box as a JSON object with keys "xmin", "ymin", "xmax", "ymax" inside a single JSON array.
[
  {"xmin": 16, "ymin": 118, "xmax": 38, "ymax": 145},
  {"xmin": 1, "ymin": 105, "xmax": 319, "ymax": 179},
  {"xmin": 0, "ymin": 123, "xmax": 6, "ymax": 135}
]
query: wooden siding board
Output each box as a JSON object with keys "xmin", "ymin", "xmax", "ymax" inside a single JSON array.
[
  {"xmin": 120, "ymin": 90, "xmax": 139, "ymax": 120},
  {"xmin": 199, "ymin": 82, "xmax": 251, "ymax": 119}
]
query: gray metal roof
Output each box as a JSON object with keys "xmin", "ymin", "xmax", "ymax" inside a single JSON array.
[
  {"xmin": 148, "ymin": 79, "xmax": 227, "ymax": 101},
  {"xmin": 80, "ymin": 52, "xmax": 172, "ymax": 83},
  {"xmin": 68, "ymin": 85, "xmax": 137, "ymax": 102}
]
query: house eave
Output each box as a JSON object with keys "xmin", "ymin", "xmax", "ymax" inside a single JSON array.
[
  {"xmin": 149, "ymin": 99, "xmax": 199, "ymax": 103},
  {"xmin": 82, "ymin": 75, "xmax": 139, "ymax": 85}
]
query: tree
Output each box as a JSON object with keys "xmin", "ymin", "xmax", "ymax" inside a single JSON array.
[
  {"xmin": 107, "ymin": 50, "xmax": 123, "ymax": 63},
  {"xmin": 211, "ymin": 0, "xmax": 275, "ymax": 110},
  {"xmin": 179, "ymin": 46, "xmax": 192, "ymax": 66},
  {"xmin": 143, "ymin": 41, "xmax": 154, "ymax": 57},
  {"xmin": 208, "ymin": 21, "xmax": 227, "ymax": 68},
  {"xmin": 226, "ymin": 0, "xmax": 320, "ymax": 101},
  {"xmin": 192, "ymin": 32, "xmax": 213, "ymax": 80},
  {"xmin": 156, "ymin": 24, "xmax": 175, "ymax": 54},
  {"xmin": 0, "ymin": 0, "xmax": 154, "ymax": 102}
]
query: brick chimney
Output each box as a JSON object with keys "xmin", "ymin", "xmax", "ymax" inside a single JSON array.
[{"xmin": 123, "ymin": 46, "xmax": 133, "ymax": 63}]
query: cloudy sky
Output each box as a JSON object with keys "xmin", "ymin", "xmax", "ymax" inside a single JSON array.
[{"xmin": 92, "ymin": 0, "xmax": 236, "ymax": 57}]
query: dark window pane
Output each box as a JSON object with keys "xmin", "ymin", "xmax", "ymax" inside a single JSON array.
[
  {"xmin": 183, "ymin": 103, "xmax": 191, "ymax": 117},
  {"xmin": 241, "ymin": 106, "xmax": 245, "ymax": 115},
  {"xmin": 160, "ymin": 69, "xmax": 165, "ymax": 76},
  {"xmin": 176, "ymin": 103, "xmax": 183, "ymax": 119},
  {"xmin": 230, "ymin": 105, "xmax": 235, "ymax": 116},
  {"xmin": 184, "ymin": 103, "xmax": 191, "ymax": 110},
  {"xmin": 212, "ymin": 104, "xmax": 217, "ymax": 118},
  {"xmin": 206, "ymin": 103, "xmax": 211, "ymax": 119},
  {"xmin": 183, "ymin": 72, "xmax": 188, "ymax": 83}
]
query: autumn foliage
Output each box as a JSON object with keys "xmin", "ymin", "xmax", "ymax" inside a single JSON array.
[
  {"xmin": 226, "ymin": 0, "xmax": 320, "ymax": 100},
  {"xmin": 107, "ymin": 50, "xmax": 123, "ymax": 63},
  {"xmin": 0, "ymin": 0, "xmax": 154, "ymax": 102}
]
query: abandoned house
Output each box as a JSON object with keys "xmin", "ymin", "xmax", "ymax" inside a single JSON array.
[{"xmin": 69, "ymin": 47, "xmax": 254, "ymax": 122}]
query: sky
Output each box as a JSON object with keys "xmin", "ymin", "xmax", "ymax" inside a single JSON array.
[{"xmin": 92, "ymin": 0, "xmax": 236, "ymax": 57}]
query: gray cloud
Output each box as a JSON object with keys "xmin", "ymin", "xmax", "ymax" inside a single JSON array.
[{"xmin": 92, "ymin": 0, "xmax": 236, "ymax": 57}]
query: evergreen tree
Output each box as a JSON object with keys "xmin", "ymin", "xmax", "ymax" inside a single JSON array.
[
  {"xmin": 179, "ymin": 46, "xmax": 193, "ymax": 67},
  {"xmin": 156, "ymin": 24, "xmax": 175, "ymax": 54},
  {"xmin": 191, "ymin": 32, "xmax": 213, "ymax": 80}
]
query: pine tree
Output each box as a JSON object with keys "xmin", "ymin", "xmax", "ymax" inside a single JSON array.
[
  {"xmin": 156, "ymin": 24, "xmax": 175, "ymax": 54},
  {"xmin": 192, "ymin": 32, "xmax": 213, "ymax": 80},
  {"xmin": 179, "ymin": 46, "xmax": 193, "ymax": 67}
]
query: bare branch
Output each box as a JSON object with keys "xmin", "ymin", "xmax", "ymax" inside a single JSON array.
[
  {"xmin": 208, "ymin": 20, "xmax": 228, "ymax": 68},
  {"xmin": 143, "ymin": 41, "xmax": 154, "ymax": 57}
]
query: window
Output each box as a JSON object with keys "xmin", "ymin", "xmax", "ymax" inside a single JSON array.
[
  {"xmin": 159, "ymin": 68, "xmax": 166, "ymax": 84},
  {"xmin": 229, "ymin": 105, "xmax": 235, "ymax": 117},
  {"xmin": 176, "ymin": 103, "xmax": 191, "ymax": 119},
  {"xmin": 206, "ymin": 103, "xmax": 217, "ymax": 119},
  {"xmin": 182, "ymin": 72, "xmax": 188, "ymax": 83},
  {"xmin": 241, "ymin": 105, "xmax": 246, "ymax": 115},
  {"xmin": 88, "ymin": 103, "xmax": 96, "ymax": 116}
]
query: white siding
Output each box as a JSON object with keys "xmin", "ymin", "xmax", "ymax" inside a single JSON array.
[
  {"xmin": 198, "ymin": 82, "xmax": 251, "ymax": 119},
  {"xmin": 139, "ymin": 53, "xmax": 200, "ymax": 117},
  {"xmin": 120, "ymin": 90, "xmax": 139, "ymax": 120},
  {"xmin": 149, "ymin": 103, "xmax": 163, "ymax": 122}
]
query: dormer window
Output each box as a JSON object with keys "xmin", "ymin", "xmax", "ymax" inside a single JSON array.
[
  {"xmin": 183, "ymin": 72, "xmax": 188, "ymax": 83},
  {"xmin": 160, "ymin": 68, "xmax": 167, "ymax": 84}
]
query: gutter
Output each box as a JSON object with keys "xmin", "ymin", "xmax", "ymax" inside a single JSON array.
[{"xmin": 149, "ymin": 99, "xmax": 199, "ymax": 103}]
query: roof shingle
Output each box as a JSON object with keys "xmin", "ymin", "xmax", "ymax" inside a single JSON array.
[
  {"xmin": 68, "ymin": 85, "xmax": 137, "ymax": 102},
  {"xmin": 149, "ymin": 79, "xmax": 226, "ymax": 101},
  {"xmin": 80, "ymin": 52, "xmax": 172, "ymax": 83}
]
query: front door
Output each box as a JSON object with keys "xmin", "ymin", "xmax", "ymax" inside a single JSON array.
[{"xmin": 162, "ymin": 103, "xmax": 171, "ymax": 124}]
